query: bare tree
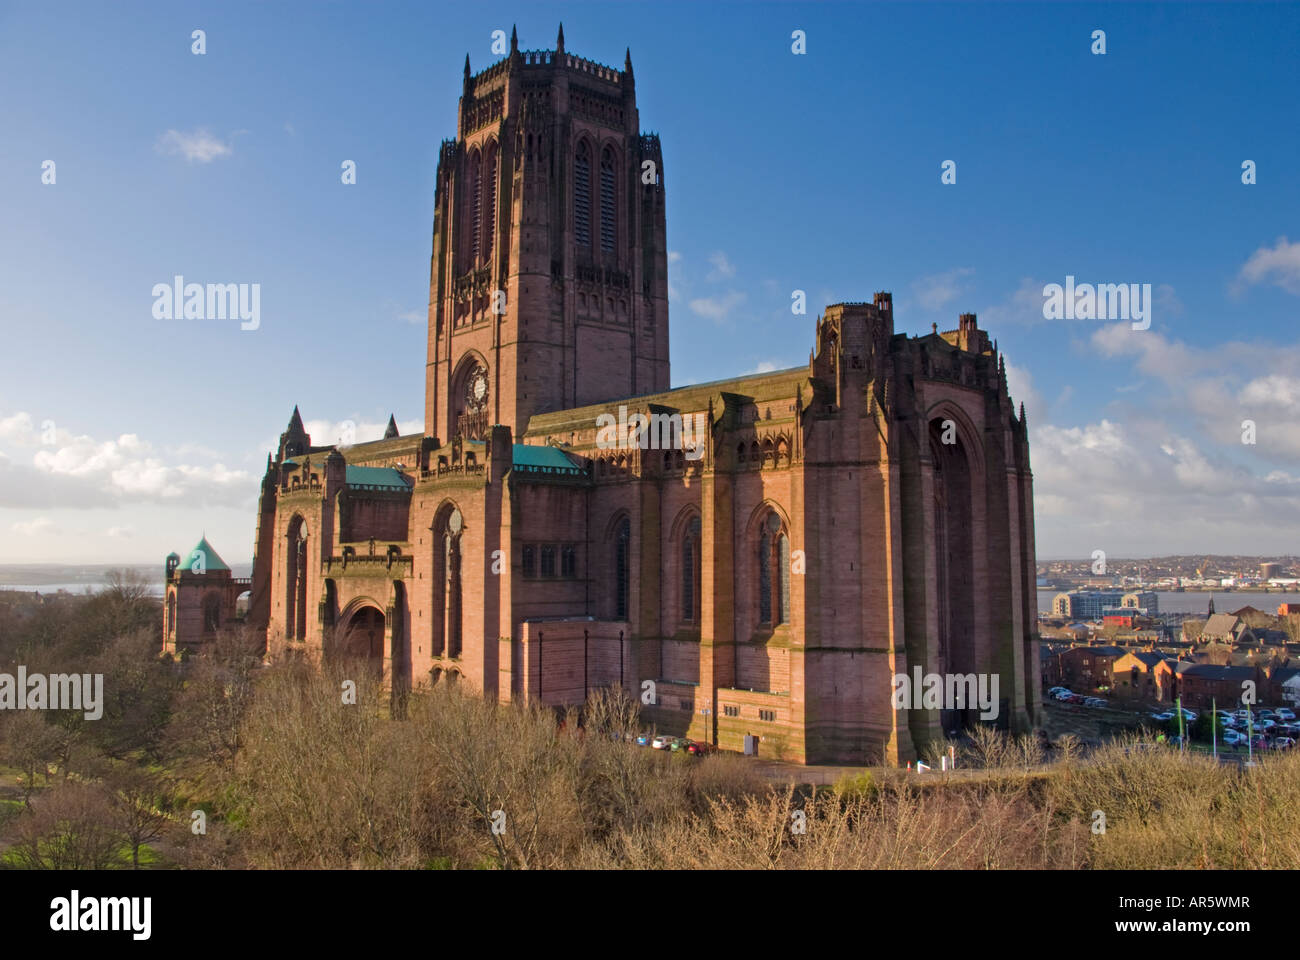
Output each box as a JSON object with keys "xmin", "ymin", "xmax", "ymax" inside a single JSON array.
[
  {"xmin": 6, "ymin": 781, "xmax": 122, "ymax": 869},
  {"xmin": 1, "ymin": 712, "xmax": 60, "ymax": 804},
  {"xmin": 106, "ymin": 766, "xmax": 174, "ymax": 869}
]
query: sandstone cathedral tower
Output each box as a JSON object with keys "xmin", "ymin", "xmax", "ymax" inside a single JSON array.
[{"xmin": 164, "ymin": 27, "xmax": 1041, "ymax": 764}]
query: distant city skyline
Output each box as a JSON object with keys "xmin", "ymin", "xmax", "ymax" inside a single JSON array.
[{"xmin": 2, "ymin": 2, "xmax": 1299, "ymax": 562}]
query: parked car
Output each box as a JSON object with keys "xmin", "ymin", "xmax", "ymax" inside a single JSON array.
[
  {"xmin": 1259, "ymin": 709, "xmax": 1277, "ymax": 721},
  {"xmin": 1151, "ymin": 711, "xmax": 1175, "ymax": 722},
  {"xmin": 669, "ymin": 737, "xmax": 693, "ymax": 752},
  {"xmin": 1275, "ymin": 737, "xmax": 1296, "ymax": 750},
  {"xmin": 1275, "ymin": 708, "xmax": 1296, "ymax": 721},
  {"xmin": 1084, "ymin": 697, "xmax": 1108, "ymax": 708},
  {"xmin": 1053, "ymin": 690, "xmax": 1075, "ymax": 701},
  {"xmin": 1222, "ymin": 730, "xmax": 1245, "ymax": 746},
  {"xmin": 1176, "ymin": 708, "xmax": 1198, "ymax": 721},
  {"xmin": 651, "ymin": 734, "xmax": 673, "ymax": 750},
  {"xmin": 686, "ymin": 740, "xmax": 716, "ymax": 756},
  {"xmin": 635, "ymin": 733, "xmax": 651, "ymax": 747},
  {"xmin": 1259, "ymin": 719, "xmax": 1277, "ymax": 730},
  {"xmin": 1048, "ymin": 686, "xmax": 1070, "ymax": 697}
]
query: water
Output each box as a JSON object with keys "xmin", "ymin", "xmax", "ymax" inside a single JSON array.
[
  {"xmin": 0, "ymin": 583, "xmax": 165, "ymax": 597},
  {"xmin": 1037, "ymin": 590, "xmax": 1298, "ymax": 617}
]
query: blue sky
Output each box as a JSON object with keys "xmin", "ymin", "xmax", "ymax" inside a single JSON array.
[{"xmin": 1, "ymin": 1, "xmax": 1298, "ymax": 563}]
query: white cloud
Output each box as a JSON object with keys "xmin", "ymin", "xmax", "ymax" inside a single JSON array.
[
  {"xmin": 1031, "ymin": 416, "xmax": 1300, "ymax": 555},
  {"xmin": 106, "ymin": 525, "xmax": 134, "ymax": 539},
  {"xmin": 155, "ymin": 128, "xmax": 233, "ymax": 164},
  {"xmin": 12, "ymin": 517, "xmax": 58, "ymax": 537},
  {"xmin": 299, "ymin": 416, "xmax": 424, "ymax": 450},
  {"xmin": 1235, "ymin": 236, "xmax": 1300, "ymax": 296},
  {"xmin": 744, "ymin": 361, "xmax": 779, "ymax": 375},
  {"xmin": 1003, "ymin": 360, "xmax": 1044, "ymax": 426},
  {"xmin": 978, "ymin": 276, "xmax": 1049, "ymax": 329},
  {"xmin": 706, "ymin": 251, "xmax": 736, "ymax": 280},
  {"xmin": 688, "ymin": 291, "xmax": 746, "ymax": 323},
  {"xmin": 667, "ymin": 251, "xmax": 682, "ymax": 264},
  {"xmin": 912, "ymin": 267, "xmax": 974, "ymax": 312},
  {"xmin": 0, "ymin": 411, "xmax": 255, "ymax": 509}
]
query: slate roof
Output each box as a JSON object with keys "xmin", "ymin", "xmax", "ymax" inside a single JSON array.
[
  {"xmin": 1181, "ymin": 664, "xmax": 1257, "ymax": 681},
  {"xmin": 1081, "ymin": 645, "xmax": 1128, "ymax": 657},
  {"xmin": 1203, "ymin": 613, "xmax": 1242, "ymax": 637}
]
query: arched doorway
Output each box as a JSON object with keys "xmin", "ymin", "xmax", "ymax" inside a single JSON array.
[{"xmin": 338, "ymin": 604, "xmax": 385, "ymax": 678}]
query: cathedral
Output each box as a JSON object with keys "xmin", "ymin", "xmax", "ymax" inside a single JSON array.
[{"xmin": 162, "ymin": 27, "xmax": 1041, "ymax": 764}]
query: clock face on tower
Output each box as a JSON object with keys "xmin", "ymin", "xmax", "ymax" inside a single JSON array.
[{"xmin": 466, "ymin": 366, "xmax": 489, "ymax": 411}]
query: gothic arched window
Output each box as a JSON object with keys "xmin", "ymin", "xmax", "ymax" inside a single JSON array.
[
  {"xmin": 682, "ymin": 515, "xmax": 701, "ymax": 624},
  {"xmin": 482, "ymin": 142, "xmax": 497, "ymax": 261},
  {"xmin": 468, "ymin": 150, "xmax": 483, "ymax": 266},
  {"xmin": 432, "ymin": 507, "xmax": 463, "ymax": 658},
  {"xmin": 758, "ymin": 513, "xmax": 788, "ymax": 626},
  {"xmin": 615, "ymin": 517, "xmax": 630, "ymax": 620},
  {"xmin": 600, "ymin": 146, "xmax": 616, "ymax": 254},
  {"xmin": 575, "ymin": 142, "xmax": 592, "ymax": 249}
]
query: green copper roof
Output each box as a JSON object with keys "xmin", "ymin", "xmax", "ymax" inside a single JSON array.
[
  {"xmin": 345, "ymin": 465, "xmax": 412, "ymax": 490},
  {"xmin": 177, "ymin": 536, "xmax": 230, "ymax": 573},
  {"xmin": 512, "ymin": 444, "xmax": 584, "ymax": 476}
]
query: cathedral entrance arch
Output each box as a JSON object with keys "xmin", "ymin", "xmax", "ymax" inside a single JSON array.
[{"xmin": 337, "ymin": 600, "xmax": 386, "ymax": 678}]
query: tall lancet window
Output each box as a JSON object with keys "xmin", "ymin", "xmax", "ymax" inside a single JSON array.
[
  {"xmin": 615, "ymin": 517, "xmax": 630, "ymax": 620},
  {"xmin": 469, "ymin": 151, "xmax": 482, "ymax": 265},
  {"xmin": 575, "ymin": 142, "xmax": 592, "ymax": 249},
  {"xmin": 444, "ymin": 509, "xmax": 463, "ymax": 659},
  {"xmin": 758, "ymin": 513, "xmax": 788, "ymax": 626},
  {"xmin": 682, "ymin": 515, "xmax": 702, "ymax": 624},
  {"xmin": 600, "ymin": 147, "xmax": 616, "ymax": 254},
  {"xmin": 482, "ymin": 142, "xmax": 497, "ymax": 261}
]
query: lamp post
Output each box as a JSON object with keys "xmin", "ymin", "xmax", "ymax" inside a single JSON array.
[{"xmin": 700, "ymin": 698, "xmax": 712, "ymax": 746}]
